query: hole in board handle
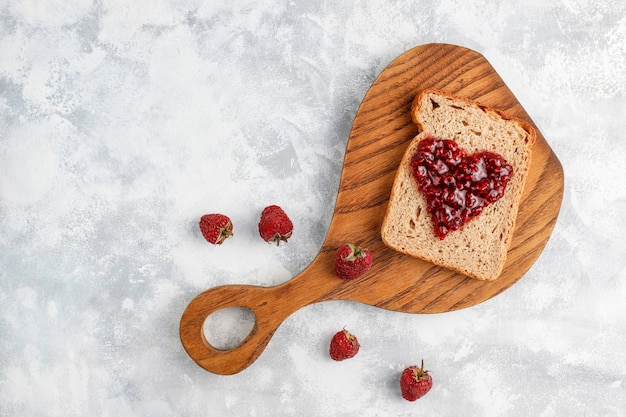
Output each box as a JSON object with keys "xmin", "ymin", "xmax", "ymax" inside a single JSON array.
[{"xmin": 203, "ymin": 307, "xmax": 256, "ymax": 351}]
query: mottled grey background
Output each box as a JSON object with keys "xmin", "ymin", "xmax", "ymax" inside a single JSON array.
[{"xmin": 1, "ymin": 1, "xmax": 625, "ymax": 416}]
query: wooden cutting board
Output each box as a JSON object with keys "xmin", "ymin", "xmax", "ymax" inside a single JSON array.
[{"xmin": 180, "ymin": 43, "xmax": 564, "ymax": 375}]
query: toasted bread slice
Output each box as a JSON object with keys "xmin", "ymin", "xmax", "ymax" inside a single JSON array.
[{"xmin": 381, "ymin": 89, "xmax": 536, "ymax": 281}]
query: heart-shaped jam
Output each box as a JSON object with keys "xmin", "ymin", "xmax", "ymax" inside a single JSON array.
[{"xmin": 411, "ymin": 137, "xmax": 514, "ymax": 240}]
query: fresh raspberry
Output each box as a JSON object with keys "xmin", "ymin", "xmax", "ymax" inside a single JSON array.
[
  {"xmin": 334, "ymin": 243, "xmax": 372, "ymax": 280},
  {"xmin": 329, "ymin": 328, "xmax": 360, "ymax": 361},
  {"xmin": 258, "ymin": 205, "xmax": 293, "ymax": 245},
  {"xmin": 199, "ymin": 214, "xmax": 233, "ymax": 245},
  {"xmin": 400, "ymin": 360, "xmax": 433, "ymax": 401}
]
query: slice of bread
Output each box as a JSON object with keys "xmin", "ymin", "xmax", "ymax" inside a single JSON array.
[{"xmin": 381, "ymin": 89, "xmax": 536, "ymax": 281}]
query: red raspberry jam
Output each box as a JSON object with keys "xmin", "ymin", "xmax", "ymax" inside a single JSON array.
[{"xmin": 410, "ymin": 137, "xmax": 513, "ymax": 240}]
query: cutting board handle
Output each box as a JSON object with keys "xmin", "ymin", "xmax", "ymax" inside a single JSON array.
[
  {"xmin": 179, "ymin": 284, "xmax": 285, "ymax": 375},
  {"xmin": 179, "ymin": 251, "xmax": 340, "ymax": 375}
]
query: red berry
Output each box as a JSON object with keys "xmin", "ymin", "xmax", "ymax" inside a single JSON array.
[
  {"xmin": 334, "ymin": 243, "xmax": 372, "ymax": 280},
  {"xmin": 258, "ymin": 205, "xmax": 293, "ymax": 245},
  {"xmin": 400, "ymin": 360, "xmax": 433, "ymax": 401},
  {"xmin": 199, "ymin": 214, "xmax": 233, "ymax": 245},
  {"xmin": 329, "ymin": 329, "xmax": 360, "ymax": 361}
]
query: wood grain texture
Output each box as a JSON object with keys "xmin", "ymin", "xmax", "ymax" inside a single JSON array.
[{"xmin": 179, "ymin": 43, "xmax": 564, "ymax": 375}]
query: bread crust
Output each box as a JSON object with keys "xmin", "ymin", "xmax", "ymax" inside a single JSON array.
[
  {"xmin": 410, "ymin": 89, "xmax": 537, "ymax": 147},
  {"xmin": 381, "ymin": 89, "xmax": 536, "ymax": 281}
]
